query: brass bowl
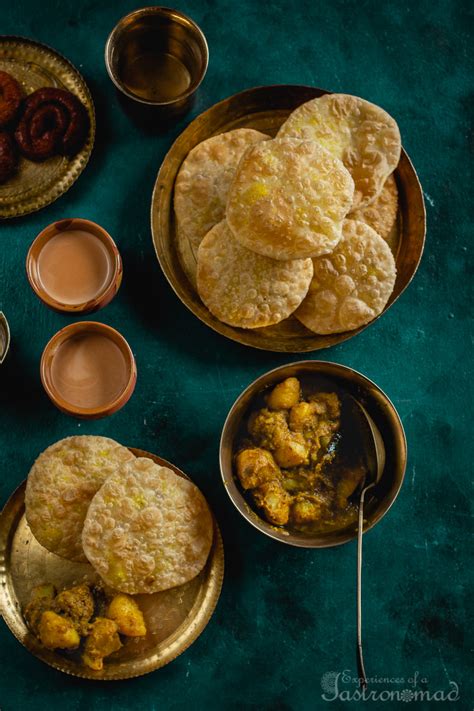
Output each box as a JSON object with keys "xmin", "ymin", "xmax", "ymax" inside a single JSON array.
[
  {"xmin": 151, "ymin": 84, "xmax": 426, "ymax": 352},
  {"xmin": 0, "ymin": 312, "xmax": 10, "ymax": 364},
  {"xmin": 0, "ymin": 449, "xmax": 224, "ymax": 680},
  {"xmin": 220, "ymin": 360, "xmax": 407, "ymax": 547},
  {"xmin": 105, "ymin": 7, "xmax": 208, "ymax": 117}
]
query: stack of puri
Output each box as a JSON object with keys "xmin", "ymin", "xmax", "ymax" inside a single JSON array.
[
  {"xmin": 174, "ymin": 94, "xmax": 401, "ymax": 335},
  {"xmin": 25, "ymin": 436, "xmax": 213, "ymax": 594}
]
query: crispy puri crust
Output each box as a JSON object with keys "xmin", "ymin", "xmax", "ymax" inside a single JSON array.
[
  {"xmin": 196, "ymin": 220, "xmax": 314, "ymax": 328},
  {"xmin": 348, "ymin": 173, "xmax": 398, "ymax": 245},
  {"xmin": 174, "ymin": 128, "xmax": 269, "ymax": 286},
  {"xmin": 82, "ymin": 457, "xmax": 213, "ymax": 594},
  {"xmin": 226, "ymin": 137, "xmax": 354, "ymax": 260},
  {"xmin": 25, "ymin": 436, "xmax": 135, "ymax": 562},
  {"xmin": 278, "ymin": 94, "xmax": 401, "ymax": 209},
  {"xmin": 295, "ymin": 219, "xmax": 396, "ymax": 334}
]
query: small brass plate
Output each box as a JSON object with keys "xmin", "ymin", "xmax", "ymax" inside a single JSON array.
[
  {"xmin": 0, "ymin": 449, "xmax": 224, "ymax": 680},
  {"xmin": 151, "ymin": 85, "xmax": 426, "ymax": 352},
  {"xmin": 0, "ymin": 36, "xmax": 95, "ymax": 219}
]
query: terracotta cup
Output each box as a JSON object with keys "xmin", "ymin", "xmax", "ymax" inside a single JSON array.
[
  {"xmin": 40, "ymin": 321, "xmax": 137, "ymax": 419},
  {"xmin": 26, "ymin": 218, "xmax": 123, "ymax": 314}
]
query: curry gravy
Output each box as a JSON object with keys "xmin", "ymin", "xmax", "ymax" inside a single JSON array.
[{"xmin": 236, "ymin": 376, "xmax": 369, "ymax": 535}]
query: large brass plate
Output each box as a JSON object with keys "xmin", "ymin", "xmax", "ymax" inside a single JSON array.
[
  {"xmin": 151, "ymin": 85, "xmax": 426, "ymax": 352},
  {"xmin": 0, "ymin": 36, "xmax": 95, "ymax": 219},
  {"xmin": 0, "ymin": 448, "xmax": 224, "ymax": 680}
]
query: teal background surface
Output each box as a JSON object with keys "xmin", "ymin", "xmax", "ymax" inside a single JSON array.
[{"xmin": 0, "ymin": 0, "xmax": 472, "ymax": 709}]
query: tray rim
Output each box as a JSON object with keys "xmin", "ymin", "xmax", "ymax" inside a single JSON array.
[
  {"xmin": 0, "ymin": 34, "xmax": 96, "ymax": 219},
  {"xmin": 0, "ymin": 448, "xmax": 224, "ymax": 681},
  {"xmin": 150, "ymin": 83, "xmax": 426, "ymax": 353}
]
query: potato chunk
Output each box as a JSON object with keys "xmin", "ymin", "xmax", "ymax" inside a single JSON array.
[
  {"xmin": 235, "ymin": 448, "xmax": 280, "ymax": 489},
  {"xmin": 253, "ymin": 481, "xmax": 291, "ymax": 526},
  {"xmin": 289, "ymin": 401, "xmax": 318, "ymax": 432},
  {"xmin": 82, "ymin": 617, "xmax": 122, "ymax": 671},
  {"xmin": 291, "ymin": 495, "xmax": 324, "ymax": 525},
  {"xmin": 106, "ymin": 594, "xmax": 147, "ymax": 637},
  {"xmin": 266, "ymin": 377, "xmax": 301, "ymax": 410},
  {"xmin": 38, "ymin": 610, "xmax": 80, "ymax": 650},
  {"xmin": 308, "ymin": 392, "xmax": 341, "ymax": 419},
  {"xmin": 274, "ymin": 434, "xmax": 308, "ymax": 468}
]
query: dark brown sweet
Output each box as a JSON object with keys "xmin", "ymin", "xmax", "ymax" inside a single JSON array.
[
  {"xmin": 15, "ymin": 87, "xmax": 89, "ymax": 162},
  {"xmin": 0, "ymin": 70, "xmax": 23, "ymax": 128},
  {"xmin": 0, "ymin": 131, "xmax": 18, "ymax": 183}
]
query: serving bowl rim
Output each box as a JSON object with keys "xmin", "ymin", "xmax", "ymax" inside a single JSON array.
[{"xmin": 219, "ymin": 359, "xmax": 407, "ymax": 548}]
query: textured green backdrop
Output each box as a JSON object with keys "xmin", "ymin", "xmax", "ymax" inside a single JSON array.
[{"xmin": 0, "ymin": 0, "xmax": 472, "ymax": 709}]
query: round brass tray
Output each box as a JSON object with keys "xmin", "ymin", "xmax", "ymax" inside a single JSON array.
[
  {"xmin": 0, "ymin": 36, "xmax": 95, "ymax": 219},
  {"xmin": 0, "ymin": 448, "xmax": 224, "ymax": 680},
  {"xmin": 151, "ymin": 85, "xmax": 426, "ymax": 352}
]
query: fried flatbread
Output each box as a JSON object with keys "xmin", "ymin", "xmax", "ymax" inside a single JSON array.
[
  {"xmin": 226, "ymin": 137, "xmax": 354, "ymax": 260},
  {"xmin": 295, "ymin": 220, "xmax": 396, "ymax": 334},
  {"xmin": 174, "ymin": 128, "xmax": 269, "ymax": 286},
  {"xmin": 278, "ymin": 94, "xmax": 401, "ymax": 209},
  {"xmin": 25, "ymin": 436, "xmax": 135, "ymax": 562},
  {"xmin": 197, "ymin": 220, "xmax": 313, "ymax": 328},
  {"xmin": 348, "ymin": 173, "xmax": 398, "ymax": 248},
  {"xmin": 82, "ymin": 457, "xmax": 213, "ymax": 594}
]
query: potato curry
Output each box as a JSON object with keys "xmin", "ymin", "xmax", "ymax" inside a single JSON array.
[
  {"xmin": 24, "ymin": 582, "xmax": 146, "ymax": 670},
  {"xmin": 235, "ymin": 377, "xmax": 367, "ymax": 532}
]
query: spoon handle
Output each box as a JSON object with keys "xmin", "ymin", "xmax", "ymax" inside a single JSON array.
[{"xmin": 357, "ymin": 485, "xmax": 369, "ymax": 689}]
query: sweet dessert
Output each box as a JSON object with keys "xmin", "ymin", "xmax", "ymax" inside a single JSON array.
[
  {"xmin": 0, "ymin": 70, "xmax": 22, "ymax": 127},
  {"xmin": 0, "ymin": 131, "xmax": 18, "ymax": 183},
  {"xmin": 15, "ymin": 87, "xmax": 89, "ymax": 161}
]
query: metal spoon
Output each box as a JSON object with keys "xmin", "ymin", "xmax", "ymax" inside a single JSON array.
[{"xmin": 349, "ymin": 397, "xmax": 386, "ymax": 689}]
